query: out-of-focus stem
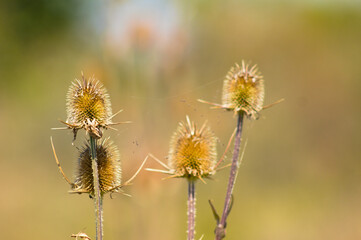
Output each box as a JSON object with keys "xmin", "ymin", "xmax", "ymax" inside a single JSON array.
[
  {"xmin": 215, "ymin": 112, "xmax": 244, "ymax": 240},
  {"xmin": 188, "ymin": 180, "xmax": 196, "ymax": 240},
  {"xmin": 90, "ymin": 136, "xmax": 103, "ymax": 240}
]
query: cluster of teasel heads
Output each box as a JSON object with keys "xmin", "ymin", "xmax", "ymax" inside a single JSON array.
[
  {"xmin": 52, "ymin": 73, "xmax": 151, "ymax": 240},
  {"xmin": 52, "ymin": 61, "xmax": 279, "ymax": 240},
  {"xmin": 52, "ymin": 74, "xmax": 126, "ymax": 197},
  {"xmin": 150, "ymin": 61, "xmax": 266, "ymax": 182},
  {"xmin": 146, "ymin": 60, "xmax": 280, "ymax": 240}
]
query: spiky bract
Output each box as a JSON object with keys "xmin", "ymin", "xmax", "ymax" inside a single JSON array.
[
  {"xmin": 168, "ymin": 116, "xmax": 217, "ymax": 180},
  {"xmin": 66, "ymin": 74, "xmax": 113, "ymax": 139},
  {"xmin": 73, "ymin": 139, "xmax": 121, "ymax": 196},
  {"xmin": 222, "ymin": 61, "xmax": 264, "ymax": 118}
]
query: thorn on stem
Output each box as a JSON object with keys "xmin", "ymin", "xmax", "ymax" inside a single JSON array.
[{"xmin": 208, "ymin": 199, "xmax": 220, "ymax": 224}]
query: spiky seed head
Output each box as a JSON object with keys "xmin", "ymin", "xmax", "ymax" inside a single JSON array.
[
  {"xmin": 66, "ymin": 73, "xmax": 113, "ymax": 139},
  {"xmin": 73, "ymin": 139, "xmax": 121, "ymax": 196},
  {"xmin": 222, "ymin": 61, "xmax": 264, "ymax": 118},
  {"xmin": 168, "ymin": 116, "xmax": 217, "ymax": 180}
]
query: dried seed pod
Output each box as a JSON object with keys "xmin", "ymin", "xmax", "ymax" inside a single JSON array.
[
  {"xmin": 65, "ymin": 73, "xmax": 113, "ymax": 139},
  {"xmin": 168, "ymin": 116, "xmax": 217, "ymax": 180},
  {"xmin": 222, "ymin": 61, "xmax": 264, "ymax": 118},
  {"xmin": 73, "ymin": 139, "xmax": 121, "ymax": 196}
]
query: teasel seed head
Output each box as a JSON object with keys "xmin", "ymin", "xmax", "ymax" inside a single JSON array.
[
  {"xmin": 168, "ymin": 116, "xmax": 217, "ymax": 180},
  {"xmin": 222, "ymin": 61, "xmax": 264, "ymax": 118},
  {"xmin": 73, "ymin": 139, "xmax": 121, "ymax": 196},
  {"xmin": 66, "ymin": 73, "xmax": 113, "ymax": 139}
]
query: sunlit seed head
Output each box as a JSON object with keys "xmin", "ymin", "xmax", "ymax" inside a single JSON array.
[
  {"xmin": 222, "ymin": 61, "xmax": 264, "ymax": 118},
  {"xmin": 73, "ymin": 139, "xmax": 121, "ymax": 196},
  {"xmin": 168, "ymin": 116, "xmax": 217, "ymax": 180},
  {"xmin": 66, "ymin": 73, "xmax": 113, "ymax": 138}
]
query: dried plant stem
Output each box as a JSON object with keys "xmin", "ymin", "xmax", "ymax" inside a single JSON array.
[
  {"xmin": 188, "ymin": 180, "xmax": 196, "ymax": 240},
  {"xmin": 90, "ymin": 136, "xmax": 104, "ymax": 240},
  {"xmin": 215, "ymin": 112, "xmax": 244, "ymax": 240}
]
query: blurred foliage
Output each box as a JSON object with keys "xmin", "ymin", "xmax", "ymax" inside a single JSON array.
[
  {"xmin": 0, "ymin": 0, "xmax": 361, "ymax": 240},
  {"xmin": 5, "ymin": 0, "xmax": 78, "ymax": 41}
]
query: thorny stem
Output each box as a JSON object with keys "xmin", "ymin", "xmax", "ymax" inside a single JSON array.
[
  {"xmin": 215, "ymin": 112, "xmax": 244, "ymax": 240},
  {"xmin": 188, "ymin": 180, "xmax": 196, "ymax": 240},
  {"xmin": 90, "ymin": 136, "xmax": 103, "ymax": 240}
]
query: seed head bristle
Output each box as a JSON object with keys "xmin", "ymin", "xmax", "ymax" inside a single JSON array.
[
  {"xmin": 222, "ymin": 61, "xmax": 264, "ymax": 118},
  {"xmin": 73, "ymin": 139, "xmax": 121, "ymax": 196},
  {"xmin": 168, "ymin": 116, "xmax": 217, "ymax": 180},
  {"xmin": 66, "ymin": 73, "xmax": 113, "ymax": 139}
]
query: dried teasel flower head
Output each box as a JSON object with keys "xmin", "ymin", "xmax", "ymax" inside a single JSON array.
[
  {"xmin": 65, "ymin": 73, "xmax": 113, "ymax": 139},
  {"xmin": 72, "ymin": 139, "xmax": 121, "ymax": 196},
  {"xmin": 222, "ymin": 61, "xmax": 264, "ymax": 118},
  {"xmin": 168, "ymin": 116, "xmax": 217, "ymax": 180}
]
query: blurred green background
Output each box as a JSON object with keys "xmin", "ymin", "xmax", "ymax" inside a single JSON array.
[{"xmin": 1, "ymin": 0, "xmax": 361, "ymax": 239}]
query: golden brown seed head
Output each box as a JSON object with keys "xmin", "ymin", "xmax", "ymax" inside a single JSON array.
[
  {"xmin": 66, "ymin": 73, "xmax": 113, "ymax": 139},
  {"xmin": 168, "ymin": 116, "xmax": 217, "ymax": 180},
  {"xmin": 73, "ymin": 139, "xmax": 121, "ymax": 196},
  {"xmin": 222, "ymin": 61, "xmax": 264, "ymax": 118}
]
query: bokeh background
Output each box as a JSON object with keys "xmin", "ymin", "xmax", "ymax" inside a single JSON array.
[{"xmin": 1, "ymin": 0, "xmax": 361, "ymax": 239}]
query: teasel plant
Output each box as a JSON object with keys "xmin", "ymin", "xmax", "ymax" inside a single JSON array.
[
  {"xmin": 51, "ymin": 73, "xmax": 147, "ymax": 240},
  {"xmin": 146, "ymin": 116, "xmax": 236, "ymax": 240},
  {"xmin": 198, "ymin": 61, "xmax": 283, "ymax": 239}
]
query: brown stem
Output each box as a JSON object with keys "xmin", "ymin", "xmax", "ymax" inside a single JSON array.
[
  {"xmin": 188, "ymin": 180, "xmax": 196, "ymax": 240},
  {"xmin": 215, "ymin": 112, "xmax": 244, "ymax": 240},
  {"xmin": 90, "ymin": 136, "xmax": 103, "ymax": 240}
]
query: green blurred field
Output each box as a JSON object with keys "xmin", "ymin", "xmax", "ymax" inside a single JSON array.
[{"xmin": 1, "ymin": 0, "xmax": 361, "ymax": 239}]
